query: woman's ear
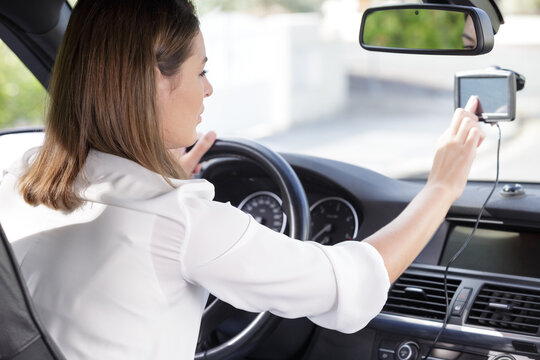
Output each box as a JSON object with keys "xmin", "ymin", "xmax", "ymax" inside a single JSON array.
[
  {"xmin": 155, "ymin": 67, "xmax": 170, "ymax": 92},
  {"xmin": 155, "ymin": 66, "xmax": 180, "ymax": 93},
  {"xmin": 155, "ymin": 67, "xmax": 171, "ymax": 120}
]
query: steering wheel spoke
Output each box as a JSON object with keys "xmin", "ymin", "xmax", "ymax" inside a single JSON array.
[{"xmin": 197, "ymin": 299, "xmax": 242, "ymax": 347}]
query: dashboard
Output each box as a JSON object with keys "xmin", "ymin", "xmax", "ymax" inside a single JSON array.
[{"xmin": 202, "ymin": 153, "xmax": 540, "ymax": 360}]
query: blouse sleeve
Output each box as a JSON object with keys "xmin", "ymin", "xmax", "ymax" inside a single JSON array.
[{"xmin": 178, "ymin": 196, "xmax": 390, "ymax": 334}]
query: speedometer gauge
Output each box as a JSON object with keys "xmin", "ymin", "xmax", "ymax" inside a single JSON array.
[
  {"xmin": 310, "ymin": 197, "xmax": 359, "ymax": 245},
  {"xmin": 238, "ymin": 191, "xmax": 287, "ymax": 233}
]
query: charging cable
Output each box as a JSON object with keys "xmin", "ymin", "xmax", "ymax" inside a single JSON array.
[{"xmin": 424, "ymin": 123, "xmax": 501, "ymax": 359}]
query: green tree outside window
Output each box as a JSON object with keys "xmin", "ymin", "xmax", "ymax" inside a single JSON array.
[{"xmin": 0, "ymin": 41, "xmax": 47, "ymax": 129}]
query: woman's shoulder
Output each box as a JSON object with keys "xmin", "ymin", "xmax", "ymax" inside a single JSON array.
[
  {"xmin": 82, "ymin": 149, "xmax": 216, "ymax": 215},
  {"xmin": 2, "ymin": 146, "xmax": 40, "ymax": 180}
]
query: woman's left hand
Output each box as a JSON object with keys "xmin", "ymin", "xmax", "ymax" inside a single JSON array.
[{"xmin": 172, "ymin": 131, "xmax": 217, "ymax": 177}]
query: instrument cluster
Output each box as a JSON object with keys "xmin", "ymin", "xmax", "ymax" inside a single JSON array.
[{"xmin": 238, "ymin": 191, "xmax": 361, "ymax": 243}]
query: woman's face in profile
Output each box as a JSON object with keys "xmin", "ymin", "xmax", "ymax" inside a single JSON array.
[{"xmin": 157, "ymin": 31, "xmax": 213, "ymax": 149}]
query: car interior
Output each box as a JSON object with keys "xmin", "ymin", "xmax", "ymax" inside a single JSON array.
[{"xmin": 1, "ymin": 0, "xmax": 540, "ymax": 360}]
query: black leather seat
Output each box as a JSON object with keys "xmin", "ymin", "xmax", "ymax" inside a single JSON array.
[{"xmin": 0, "ymin": 223, "xmax": 65, "ymax": 360}]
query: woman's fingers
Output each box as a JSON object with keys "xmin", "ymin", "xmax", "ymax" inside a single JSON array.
[
  {"xmin": 178, "ymin": 131, "xmax": 216, "ymax": 175},
  {"xmin": 450, "ymin": 96, "xmax": 479, "ymax": 136},
  {"xmin": 459, "ymin": 115, "xmax": 484, "ymax": 147},
  {"xmin": 428, "ymin": 96, "xmax": 485, "ymax": 201},
  {"xmin": 465, "ymin": 126, "xmax": 485, "ymax": 150},
  {"xmin": 456, "ymin": 116, "xmax": 478, "ymax": 144},
  {"xmin": 452, "ymin": 96, "xmax": 485, "ymax": 146},
  {"xmin": 464, "ymin": 95, "xmax": 479, "ymax": 113}
]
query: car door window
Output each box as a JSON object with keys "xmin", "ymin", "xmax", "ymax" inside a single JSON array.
[{"xmin": 0, "ymin": 41, "xmax": 46, "ymax": 130}]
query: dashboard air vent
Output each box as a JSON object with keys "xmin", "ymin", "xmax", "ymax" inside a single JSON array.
[
  {"xmin": 382, "ymin": 273, "xmax": 461, "ymax": 321},
  {"xmin": 467, "ymin": 284, "xmax": 540, "ymax": 336}
]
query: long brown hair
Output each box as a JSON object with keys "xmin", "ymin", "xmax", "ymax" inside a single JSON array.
[{"xmin": 19, "ymin": 0, "xmax": 200, "ymax": 211}]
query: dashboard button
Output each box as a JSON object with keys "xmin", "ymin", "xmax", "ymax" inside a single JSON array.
[
  {"xmin": 398, "ymin": 345, "xmax": 411, "ymax": 359},
  {"xmin": 456, "ymin": 287, "xmax": 472, "ymax": 302},
  {"xmin": 395, "ymin": 342, "xmax": 419, "ymax": 360},
  {"xmin": 378, "ymin": 348, "xmax": 394, "ymax": 360},
  {"xmin": 452, "ymin": 301, "xmax": 466, "ymax": 316}
]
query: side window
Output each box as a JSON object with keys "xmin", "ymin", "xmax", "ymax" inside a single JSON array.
[
  {"xmin": 0, "ymin": 41, "xmax": 47, "ymax": 173},
  {"xmin": 0, "ymin": 40, "xmax": 47, "ymax": 130}
]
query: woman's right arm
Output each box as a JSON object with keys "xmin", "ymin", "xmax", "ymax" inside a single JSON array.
[
  {"xmin": 365, "ymin": 96, "xmax": 484, "ymax": 282},
  {"xmin": 177, "ymin": 97, "xmax": 484, "ymax": 333}
]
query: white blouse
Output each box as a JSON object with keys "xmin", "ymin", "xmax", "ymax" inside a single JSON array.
[{"xmin": 0, "ymin": 148, "xmax": 390, "ymax": 360}]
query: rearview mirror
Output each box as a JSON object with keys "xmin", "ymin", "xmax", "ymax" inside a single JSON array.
[{"xmin": 360, "ymin": 4, "xmax": 494, "ymax": 55}]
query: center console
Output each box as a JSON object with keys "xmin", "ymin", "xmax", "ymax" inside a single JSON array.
[{"xmin": 369, "ymin": 218, "xmax": 540, "ymax": 360}]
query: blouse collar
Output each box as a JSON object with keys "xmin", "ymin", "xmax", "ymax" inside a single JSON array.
[{"xmin": 9, "ymin": 148, "xmax": 215, "ymax": 211}]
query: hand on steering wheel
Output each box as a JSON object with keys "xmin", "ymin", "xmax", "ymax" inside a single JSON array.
[{"xmin": 170, "ymin": 131, "xmax": 217, "ymax": 177}]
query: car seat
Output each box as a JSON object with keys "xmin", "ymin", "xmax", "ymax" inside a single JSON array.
[{"xmin": 0, "ymin": 222, "xmax": 65, "ymax": 360}]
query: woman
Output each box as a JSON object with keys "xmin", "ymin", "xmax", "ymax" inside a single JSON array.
[{"xmin": 0, "ymin": 0, "xmax": 484, "ymax": 359}]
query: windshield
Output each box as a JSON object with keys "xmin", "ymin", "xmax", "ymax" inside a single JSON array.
[
  {"xmin": 2, "ymin": 0, "xmax": 539, "ymax": 182},
  {"xmin": 193, "ymin": 0, "xmax": 540, "ymax": 182}
]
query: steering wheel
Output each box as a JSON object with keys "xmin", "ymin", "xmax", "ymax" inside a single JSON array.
[{"xmin": 194, "ymin": 138, "xmax": 311, "ymax": 360}]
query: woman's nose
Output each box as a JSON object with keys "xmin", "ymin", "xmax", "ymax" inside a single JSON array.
[{"xmin": 204, "ymin": 77, "xmax": 213, "ymax": 98}]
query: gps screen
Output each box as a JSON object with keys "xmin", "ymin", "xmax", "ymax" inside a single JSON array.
[{"xmin": 459, "ymin": 77, "xmax": 508, "ymax": 115}]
